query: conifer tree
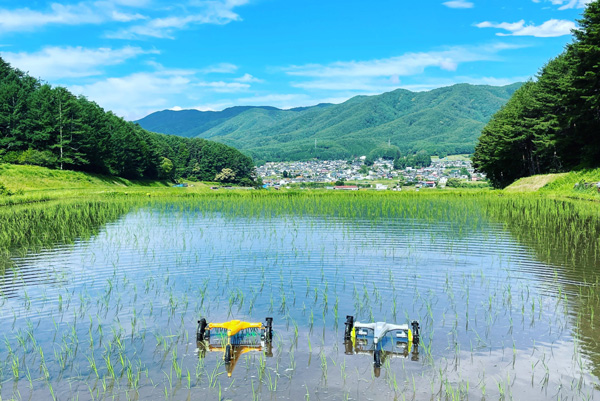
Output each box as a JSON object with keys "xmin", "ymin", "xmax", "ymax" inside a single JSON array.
[
  {"xmin": 474, "ymin": 0, "xmax": 600, "ymax": 187},
  {"xmin": 567, "ymin": 0, "xmax": 600, "ymax": 166}
]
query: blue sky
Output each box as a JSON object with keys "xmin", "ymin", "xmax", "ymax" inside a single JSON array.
[{"xmin": 0, "ymin": 0, "xmax": 592, "ymax": 120}]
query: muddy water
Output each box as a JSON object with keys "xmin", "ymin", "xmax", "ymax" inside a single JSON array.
[{"xmin": 1, "ymin": 199, "xmax": 599, "ymax": 400}]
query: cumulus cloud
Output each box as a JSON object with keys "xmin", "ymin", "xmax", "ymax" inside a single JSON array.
[
  {"xmin": 235, "ymin": 73, "xmax": 263, "ymax": 83},
  {"xmin": 65, "ymin": 63, "xmax": 259, "ymax": 119},
  {"xmin": 476, "ymin": 19, "xmax": 575, "ymax": 37},
  {"xmin": 443, "ymin": 1, "xmax": 474, "ymax": 9},
  {"xmin": 70, "ymin": 71, "xmax": 194, "ymax": 119},
  {"xmin": 2, "ymin": 46, "xmax": 156, "ymax": 79},
  {"xmin": 532, "ymin": 0, "xmax": 592, "ymax": 10}
]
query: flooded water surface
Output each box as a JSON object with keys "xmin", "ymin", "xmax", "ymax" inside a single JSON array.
[{"xmin": 1, "ymin": 194, "xmax": 599, "ymax": 400}]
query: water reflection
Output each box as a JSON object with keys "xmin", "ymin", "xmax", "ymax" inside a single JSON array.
[
  {"xmin": 0, "ymin": 195, "xmax": 599, "ymax": 400},
  {"xmin": 496, "ymin": 198, "xmax": 600, "ymax": 382},
  {"xmin": 196, "ymin": 342, "xmax": 274, "ymax": 377},
  {"xmin": 0, "ymin": 199, "xmax": 133, "ymax": 298}
]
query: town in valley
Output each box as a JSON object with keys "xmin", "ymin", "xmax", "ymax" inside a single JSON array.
[{"xmin": 258, "ymin": 156, "xmax": 486, "ymax": 190}]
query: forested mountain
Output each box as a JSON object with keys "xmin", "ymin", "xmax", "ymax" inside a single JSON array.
[
  {"xmin": 136, "ymin": 84, "xmax": 520, "ymax": 162},
  {"xmin": 0, "ymin": 58, "xmax": 256, "ymax": 185},
  {"xmin": 137, "ymin": 103, "xmax": 334, "ymax": 139},
  {"xmin": 473, "ymin": 1, "xmax": 600, "ymax": 188},
  {"xmin": 137, "ymin": 106, "xmax": 281, "ymax": 138}
]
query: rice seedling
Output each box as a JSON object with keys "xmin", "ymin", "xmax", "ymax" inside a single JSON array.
[{"xmin": 0, "ymin": 190, "xmax": 598, "ymax": 400}]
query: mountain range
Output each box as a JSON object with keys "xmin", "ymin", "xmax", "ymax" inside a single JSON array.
[{"xmin": 135, "ymin": 83, "xmax": 521, "ymax": 162}]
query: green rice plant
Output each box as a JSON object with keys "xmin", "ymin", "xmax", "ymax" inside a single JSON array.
[
  {"xmin": 319, "ymin": 351, "xmax": 328, "ymax": 382},
  {"xmin": 1, "ymin": 188, "xmax": 600, "ymax": 400}
]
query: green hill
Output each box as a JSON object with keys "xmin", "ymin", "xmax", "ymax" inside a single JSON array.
[
  {"xmin": 0, "ymin": 56, "xmax": 257, "ymax": 185},
  {"xmin": 136, "ymin": 83, "xmax": 521, "ymax": 161},
  {"xmin": 136, "ymin": 106, "xmax": 283, "ymax": 138}
]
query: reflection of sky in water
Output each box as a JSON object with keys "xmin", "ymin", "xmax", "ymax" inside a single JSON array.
[{"xmin": 0, "ymin": 205, "xmax": 598, "ymax": 400}]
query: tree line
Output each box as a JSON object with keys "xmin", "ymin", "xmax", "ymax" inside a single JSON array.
[
  {"xmin": 362, "ymin": 144, "xmax": 432, "ymax": 169},
  {"xmin": 0, "ymin": 57, "xmax": 257, "ymax": 185},
  {"xmin": 473, "ymin": 1, "xmax": 600, "ymax": 188}
]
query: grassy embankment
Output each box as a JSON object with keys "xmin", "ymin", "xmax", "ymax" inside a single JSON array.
[
  {"xmin": 1, "ymin": 163, "xmax": 600, "ymax": 203},
  {"xmin": 0, "ymin": 164, "xmax": 221, "ymax": 205},
  {"xmin": 505, "ymin": 168, "xmax": 600, "ymax": 201}
]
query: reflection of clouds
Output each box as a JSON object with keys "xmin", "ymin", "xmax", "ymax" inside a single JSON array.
[
  {"xmin": 496, "ymin": 199, "xmax": 600, "ymax": 383},
  {"xmin": 0, "ymin": 247, "xmax": 74, "ymax": 307},
  {"xmin": 436, "ymin": 343, "xmax": 598, "ymax": 399},
  {"xmin": 570, "ymin": 285, "xmax": 600, "ymax": 381},
  {"xmin": 1, "ymin": 200, "xmax": 598, "ymax": 399}
]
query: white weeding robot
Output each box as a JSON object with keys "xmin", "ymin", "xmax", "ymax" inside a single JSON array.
[{"xmin": 344, "ymin": 316, "xmax": 420, "ymax": 376}]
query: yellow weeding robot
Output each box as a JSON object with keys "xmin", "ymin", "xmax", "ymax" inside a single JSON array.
[{"xmin": 196, "ymin": 317, "xmax": 273, "ymax": 376}]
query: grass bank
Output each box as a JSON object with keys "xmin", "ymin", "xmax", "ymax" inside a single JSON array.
[
  {"xmin": 0, "ymin": 164, "xmax": 220, "ymax": 205},
  {"xmin": 505, "ymin": 168, "xmax": 600, "ymax": 201},
  {"xmin": 2, "ymin": 164, "xmax": 600, "ymax": 205},
  {"xmin": 0, "ymin": 164, "xmax": 173, "ymax": 190}
]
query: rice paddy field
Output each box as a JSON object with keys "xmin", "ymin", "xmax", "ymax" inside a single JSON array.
[{"xmin": 0, "ymin": 191, "xmax": 599, "ymax": 400}]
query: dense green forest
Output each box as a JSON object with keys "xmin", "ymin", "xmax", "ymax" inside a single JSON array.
[
  {"xmin": 0, "ymin": 58, "xmax": 257, "ymax": 185},
  {"xmin": 137, "ymin": 84, "xmax": 520, "ymax": 163},
  {"xmin": 473, "ymin": 1, "xmax": 600, "ymax": 188}
]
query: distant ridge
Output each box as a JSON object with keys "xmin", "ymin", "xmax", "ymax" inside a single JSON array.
[
  {"xmin": 136, "ymin": 106, "xmax": 281, "ymax": 138},
  {"xmin": 135, "ymin": 83, "xmax": 521, "ymax": 161}
]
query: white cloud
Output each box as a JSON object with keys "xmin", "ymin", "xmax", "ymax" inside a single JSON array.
[
  {"xmin": 443, "ymin": 1, "xmax": 474, "ymax": 9},
  {"xmin": 233, "ymin": 93, "xmax": 368, "ymax": 110},
  {"xmin": 110, "ymin": 10, "xmax": 147, "ymax": 22},
  {"xmin": 0, "ymin": 0, "xmax": 246, "ymax": 37},
  {"xmin": 398, "ymin": 76, "xmax": 529, "ymax": 92},
  {"xmin": 0, "ymin": 3, "xmax": 102, "ymax": 32},
  {"xmin": 534, "ymin": 0, "xmax": 592, "ymax": 9},
  {"xmin": 201, "ymin": 63, "xmax": 239, "ymax": 74},
  {"xmin": 169, "ymin": 103, "xmax": 238, "ymax": 112},
  {"xmin": 0, "ymin": 1, "xmax": 148, "ymax": 32},
  {"xmin": 188, "ymin": 102, "xmax": 235, "ymax": 111},
  {"xmin": 107, "ymin": 0, "xmax": 249, "ymax": 39},
  {"xmin": 236, "ymin": 93, "xmax": 313, "ymax": 108},
  {"xmin": 291, "ymin": 74, "xmax": 526, "ymax": 94},
  {"xmin": 66, "ymin": 64, "xmax": 256, "ymax": 119},
  {"xmin": 144, "ymin": 61, "xmax": 198, "ymax": 76},
  {"xmin": 195, "ymin": 81, "xmax": 250, "ymax": 92},
  {"xmin": 70, "ymin": 71, "xmax": 193, "ymax": 120},
  {"xmin": 279, "ymin": 43, "xmax": 526, "ymax": 99},
  {"xmin": 284, "ymin": 43, "xmax": 523, "ymax": 80},
  {"xmin": 108, "ymin": 0, "xmax": 152, "ymax": 6},
  {"xmin": 291, "ymin": 79, "xmax": 394, "ymax": 92},
  {"xmin": 476, "ymin": 19, "xmax": 575, "ymax": 37},
  {"xmin": 235, "ymin": 73, "xmax": 263, "ymax": 83},
  {"xmin": 2, "ymin": 46, "xmax": 156, "ymax": 79}
]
